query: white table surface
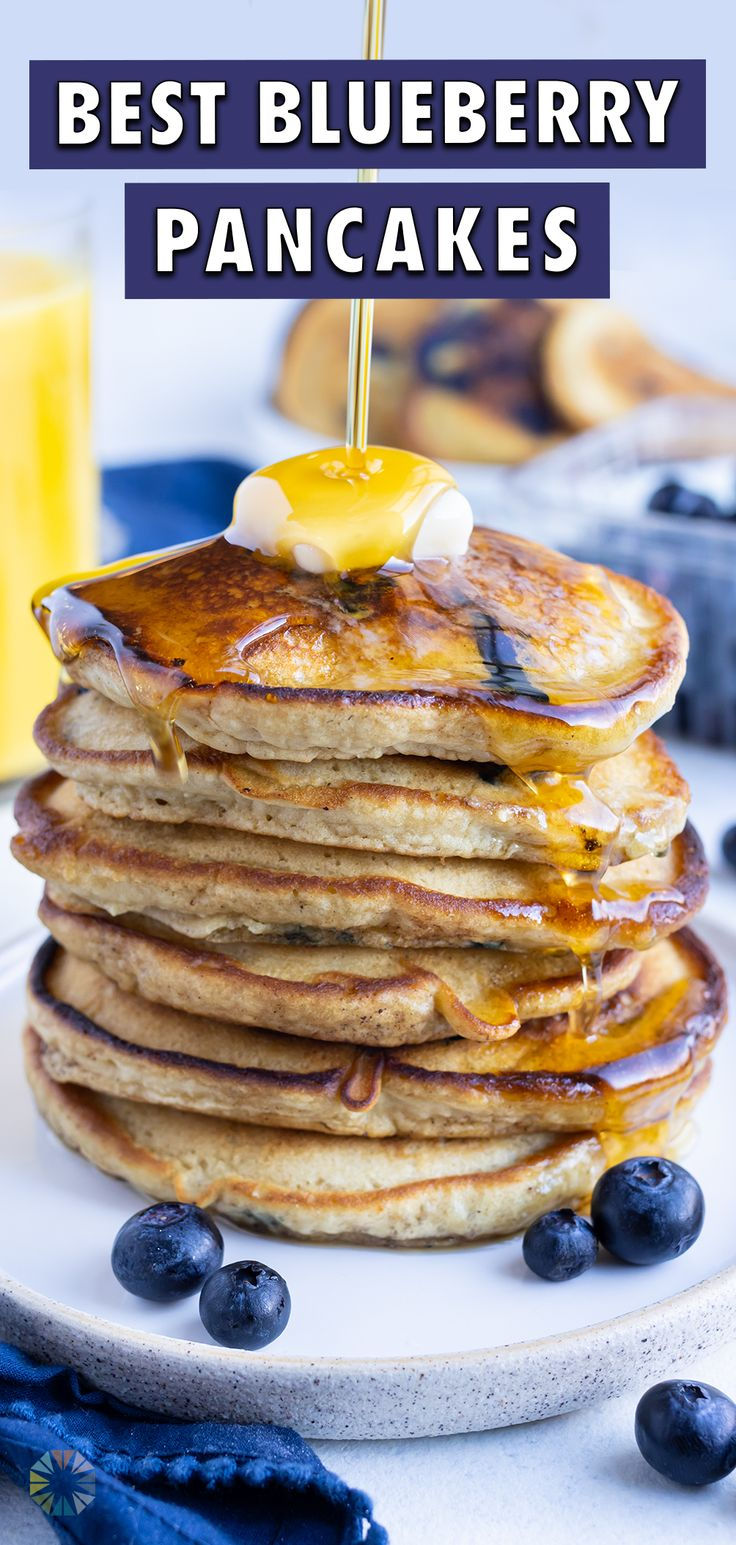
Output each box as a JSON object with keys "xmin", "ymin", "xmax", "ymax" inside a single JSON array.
[{"xmin": 1, "ymin": 737, "xmax": 736, "ymax": 1541}]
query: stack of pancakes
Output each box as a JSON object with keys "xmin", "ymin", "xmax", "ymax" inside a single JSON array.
[
  {"xmin": 13, "ymin": 527, "xmax": 727, "ymax": 1246},
  {"xmin": 276, "ymin": 298, "xmax": 736, "ymax": 463}
]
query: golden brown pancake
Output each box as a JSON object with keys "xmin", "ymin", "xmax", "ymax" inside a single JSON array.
[
  {"xmin": 14, "ymin": 775, "xmax": 708, "ymax": 952},
  {"xmin": 28, "ymin": 931, "xmax": 724, "ymax": 1139},
  {"xmin": 36, "ymin": 687, "xmax": 689, "ymax": 869},
  {"xmin": 24, "ymin": 1024, "xmax": 705, "ymax": 1246},
  {"xmin": 34, "ymin": 526, "xmax": 688, "ymax": 770},
  {"xmin": 39, "ymin": 891, "xmax": 641, "ymax": 1046},
  {"xmin": 542, "ymin": 301, "xmax": 736, "ymax": 431}
]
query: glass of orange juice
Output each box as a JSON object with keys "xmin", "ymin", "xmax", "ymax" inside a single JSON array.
[{"xmin": 0, "ymin": 202, "xmax": 97, "ymax": 782}]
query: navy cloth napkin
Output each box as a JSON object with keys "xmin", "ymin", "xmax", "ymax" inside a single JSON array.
[
  {"xmin": 0, "ymin": 1343, "xmax": 386, "ymax": 1543},
  {"xmin": 102, "ymin": 458, "xmax": 250, "ymax": 556}
]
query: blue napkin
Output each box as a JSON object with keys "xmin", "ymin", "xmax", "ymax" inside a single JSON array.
[
  {"xmin": 102, "ymin": 458, "xmax": 250, "ymax": 557},
  {"xmin": 0, "ymin": 1343, "xmax": 386, "ymax": 1543}
]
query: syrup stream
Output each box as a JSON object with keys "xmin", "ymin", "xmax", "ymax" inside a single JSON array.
[{"xmin": 345, "ymin": 0, "xmax": 386, "ymax": 463}]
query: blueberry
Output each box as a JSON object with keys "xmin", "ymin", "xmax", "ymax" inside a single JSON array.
[
  {"xmin": 722, "ymin": 824, "xmax": 736, "ymax": 872},
  {"xmin": 648, "ymin": 481, "xmax": 720, "ymax": 520},
  {"xmin": 522, "ymin": 1209, "xmax": 598, "ymax": 1282},
  {"xmin": 112, "ymin": 1202, "xmax": 223, "ymax": 1302},
  {"xmin": 635, "ymin": 1380, "xmax": 736, "ymax": 1486},
  {"xmin": 591, "ymin": 1157, "xmax": 704, "ymax": 1266},
  {"xmin": 199, "ymin": 1261, "xmax": 291, "ymax": 1349}
]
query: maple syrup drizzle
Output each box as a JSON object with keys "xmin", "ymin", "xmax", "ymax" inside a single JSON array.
[
  {"xmin": 334, "ymin": 956, "xmax": 710, "ymax": 1133},
  {"xmin": 345, "ymin": 0, "xmax": 385, "ymax": 463}
]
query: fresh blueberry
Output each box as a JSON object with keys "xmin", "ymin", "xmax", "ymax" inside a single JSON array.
[
  {"xmin": 635, "ymin": 1380, "xmax": 736, "ymax": 1486},
  {"xmin": 591, "ymin": 1157, "xmax": 704, "ymax": 1266},
  {"xmin": 199, "ymin": 1260, "xmax": 291, "ymax": 1349},
  {"xmin": 722, "ymin": 824, "xmax": 736, "ymax": 873},
  {"xmin": 522, "ymin": 1209, "xmax": 598, "ymax": 1282},
  {"xmin": 112, "ymin": 1202, "xmax": 224, "ymax": 1302},
  {"xmin": 647, "ymin": 481, "xmax": 720, "ymax": 520}
]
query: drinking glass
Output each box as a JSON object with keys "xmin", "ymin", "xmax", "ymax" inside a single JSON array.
[{"xmin": 0, "ymin": 201, "xmax": 97, "ymax": 780}]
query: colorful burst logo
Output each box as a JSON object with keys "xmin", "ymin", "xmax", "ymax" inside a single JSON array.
[{"xmin": 29, "ymin": 1450, "xmax": 96, "ymax": 1517}]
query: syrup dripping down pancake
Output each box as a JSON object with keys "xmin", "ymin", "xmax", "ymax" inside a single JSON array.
[
  {"xmin": 36, "ymin": 687, "xmax": 689, "ymax": 870},
  {"xmin": 14, "ymin": 774, "xmax": 707, "ymax": 952},
  {"xmin": 39, "ymin": 891, "xmax": 641, "ymax": 1047},
  {"xmin": 34, "ymin": 526, "xmax": 687, "ymax": 770},
  {"xmin": 28, "ymin": 931, "xmax": 724, "ymax": 1140}
]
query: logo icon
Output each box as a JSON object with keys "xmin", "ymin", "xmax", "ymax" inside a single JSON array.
[{"xmin": 29, "ymin": 1450, "xmax": 96, "ymax": 1517}]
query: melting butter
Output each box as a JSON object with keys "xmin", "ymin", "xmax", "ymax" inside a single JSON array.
[{"xmin": 227, "ymin": 445, "xmax": 473, "ymax": 574}]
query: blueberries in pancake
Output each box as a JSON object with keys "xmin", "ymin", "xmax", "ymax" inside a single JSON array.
[
  {"xmin": 419, "ymin": 310, "xmax": 496, "ymax": 391},
  {"xmin": 327, "ymin": 571, "xmax": 397, "ymax": 616},
  {"xmin": 472, "ymin": 762, "xmax": 505, "ymax": 784},
  {"xmin": 515, "ymin": 399, "xmax": 556, "ymax": 434},
  {"xmin": 417, "ymin": 302, "xmax": 559, "ymax": 436},
  {"xmin": 475, "ymin": 612, "xmax": 550, "ymax": 701}
]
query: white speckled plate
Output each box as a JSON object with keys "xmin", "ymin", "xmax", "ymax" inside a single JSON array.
[{"xmin": 0, "ymin": 912, "xmax": 734, "ymax": 1441}]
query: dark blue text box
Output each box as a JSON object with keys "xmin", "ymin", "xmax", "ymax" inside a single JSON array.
[
  {"xmin": 124, "ymin": 182, "xmax": 610, "ymax": 299},
  {"xmin": 30, "ymin": 61, "xmax": 705, "ymax": 169}
]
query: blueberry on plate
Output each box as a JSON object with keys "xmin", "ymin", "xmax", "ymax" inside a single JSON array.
[
  {"xmin": 648, "ymin": 481, "xmax": 720, "ymax": 520},
  {"xmin": 635, "ymin": 1380, "xmax": 736, "ymax": 1486},
  {"xmin": 722, "ymin": 824, "xmax": 736, "ymax": 873},
  {"xmin": 112, "ymin": 1202, "xmax": 224, "ymax": 1302},
  {"xmin": 591, "ymin": 1157, "xmax": 704, "ymax": 1266},
  {"xmin": 522, "ymin": 1209, "xmax": 598, "ymax": 1282},
  {"xmin": 199, "ymin": 1260, "xmax": 291, "ymax": 1349}
]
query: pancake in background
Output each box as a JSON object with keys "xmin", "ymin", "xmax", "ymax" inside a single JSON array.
[
  {"xmin": 405, "ymin": 301, "xmax": 565, "ymax": 463},
  {"xmin": 14, "ymin": 776, "xmax": 708, "ymax": 952},
  {"xmin": 37, "ymin": 688, "xmax": 690, "ymax": 869},
  {"xmin": 23, "ymin": 1025, "xmax": 705, "ymax": 1246},
  {"xmin": 542, "ymin": 301, "xmax": 736, "ymax": 431},
  {"xmin": 274, "ymin": 297, "xmax": 444, "ymax": 443},
  {"xmin": 35, "ymin": 527, "xmax": 689, "ymax": 770},
  {"xmin": 39, "ymin": 892, "xmax": 642, "ymax": 1046},
  {"xmin": 28, "ymin": 931, "xmax": 724, "ymax": 1139}
]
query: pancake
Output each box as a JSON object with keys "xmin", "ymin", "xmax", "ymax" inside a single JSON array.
[
  {"xmin": 404, "ymin": 301, "xmax": 565, "ymax": 463},
  {"xmin": 37, "ymin": 687, "xmax": 690, "ymax": 870},
  {"xmin": 273, "ymin": 297, "xmax": 443, "ymax": 443},
  {"xmin": 39, "ymin": 892, "xmax": 642, "ymax": 1046},
  {"xmin": 34, "ymin": 526, "xmax": 688, "ymax": 771},
  {"xmin": 28, "ymin": 931, "xmax": 724, "ymax": 1139},
  {"xmin": 542, "ymin": 301, "xmax": 736, "ymax": 431},
  {"xmin": 24, "ymin": 1025, "xmax": 704, "ymax": 1246},
  {"xmin": 14, "ymin": 775, "xmax": 708, "ymax": 953}
]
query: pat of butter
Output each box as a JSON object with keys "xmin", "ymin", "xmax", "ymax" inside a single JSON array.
[{"xmin": 227, "ymin": 446, "xmax": 473, "ymax": 574}]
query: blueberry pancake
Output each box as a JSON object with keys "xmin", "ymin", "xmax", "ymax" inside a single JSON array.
[
  {"xmin": 405, "ymin": 301, "xmax": 565, "ymax": 464},
  {"xmin": 36, "ymin": 687, "xmax": 689, "ymax": 869},
  {"xmin": 13, "ymin": 775, "xmax": 708, "ymax": 953},
  {"xmin": 28, "ymin": 931, "xmax": 724, "ymax": 1140},
  {"xmin": 542, "ymin": 301, "xmax": 736, "ymax": 431},
  {"xmin": 39, "ymin": 891, "xmax": 641, "ymax": 1046},
  {"xmin": 23, "ymin": 1023, "xmax": 705, "ymax": 1247},
  {"xmin": 34, "ymin": 525, "xmax": 688, "ymax": 770},
  {"xmin": 274, "ymin": 297, "xmax": 444, "ymax": 444}
]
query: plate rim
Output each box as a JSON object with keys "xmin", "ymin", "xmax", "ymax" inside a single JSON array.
[
  {"xmin": 2, "ymin": 1256, "xmax": 735, "ymax": 1374},
  {"xmin": 2, "ymin": 1258, "xmax": 735, "ymax": 1439}
]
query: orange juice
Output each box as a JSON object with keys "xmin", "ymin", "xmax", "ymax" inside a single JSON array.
[{"xmin": 0, "ymin": 251, "xmax": 96, "ymax": 780}]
